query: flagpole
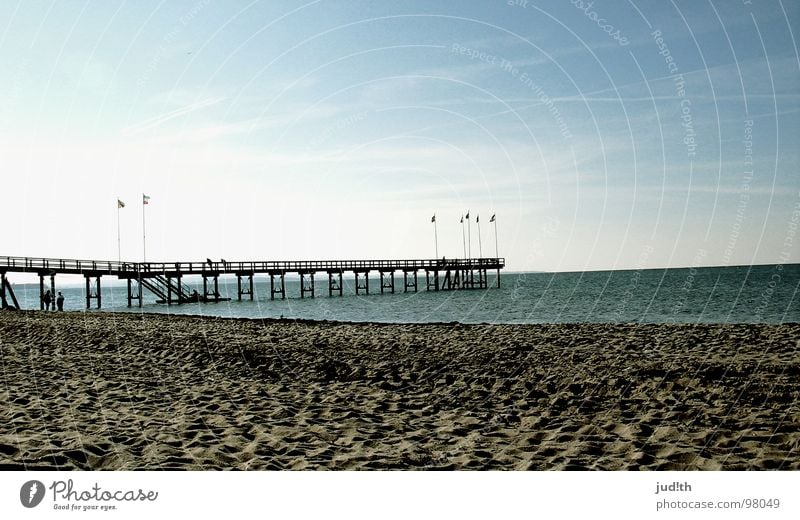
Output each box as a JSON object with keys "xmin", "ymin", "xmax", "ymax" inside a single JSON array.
[
  {"xmin": 467, "ymin": 212, "xmax": 471, "ymax": 260},
  {"xmin": 494, "ymin": 217, "xmax": 499, "ymax": 259},
  {"xmin": 461, "ymin": 217, "xmax": 466, "ymax": 259},
  {"xmin": 477, "ymin": 216, "xmax": 482, "ymax": 258},
  {"xmin": 142, "ymin": 195, "xmax": 147, "ymax": 263},
  {"xmin": 492, "ymin": 215, "xmax": 499, "ymax": 288},
  {"xmin": 432, "ymin": 214, "xmax": 439, "ymax": 260},
  {"xmin": 117, "ymin": 200, "xmax": 121, "ymax": 263}
]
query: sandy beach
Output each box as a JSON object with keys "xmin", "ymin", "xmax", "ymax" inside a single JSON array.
[{"xmin": 0, "ymin": 311, "xmax": 797, "ymax": 470}]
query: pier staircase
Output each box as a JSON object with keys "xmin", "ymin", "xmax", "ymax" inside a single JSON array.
[{"xmin": 140, "ymin": 275, "xmax": 199, "ymax": 304}]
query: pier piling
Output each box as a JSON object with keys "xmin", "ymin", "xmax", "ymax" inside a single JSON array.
[
  {"xmin": 237, "ymin": 273, "xmax": 254, "ymax": 301},
  {"xmin": 0, "ymin": 271, "xmax": 19, "ymax": 309},
  {"xmin": 380, "ymin": 271, "xmax": 395, "ymax": 294},
  {"xmin": 355, "ymin": 271, "xmax": 369, "ymax": 295},
  {"xmin": 328, "ymin": 271, "xmax": 343, "ymax": 297},
  {"xmin": 300, "ymin": 272, "xmax": 315, "ymax": 298},
  {"xmin": 403, "ymin": 270, "xmax": 418, "ymax": 292},
  {"xmin": 270, "ymin": 272, "xmax": 286, "ymax": 300},
  {"xmin": 84, "ymin": 275, "xmax": 101, "ymax": 309},
  {"xmin": 126, "ymin": 278, "xmax": 143, "ymax": 308},
  {"xmin": 38, "ymin": 274, "xmax": 45, "ymax": 310}
]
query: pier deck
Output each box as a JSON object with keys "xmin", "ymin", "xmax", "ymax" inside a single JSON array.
[{"xmin": 0, "ymin": 256, "xmax": 505, "ymax": 309}]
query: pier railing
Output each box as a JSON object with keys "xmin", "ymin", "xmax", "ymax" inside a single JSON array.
[{"xmin": 0, "ymin": 255, "xmax": 504, "ymax": 276}]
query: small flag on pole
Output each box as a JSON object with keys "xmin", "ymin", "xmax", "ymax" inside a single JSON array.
[
  {"xmin": 465, "ymin": 211, "xmax": 470, "ymax": 219},
  {"xmin": 117, "ymin": 199, "xmax": 125, "ymax": 208},
  {"xmin": 490, "ymin": 214, "xmax": 496, "ymax": 222},
  {"xmin": 476, "ymin": 215, "xmax": 479, "ymax": 223},
  {"xmin": 460, "ymin": 216, "xmax": 464, "ymax": 223},
  {"xmin": 431, "ymin": 214, "xmax": 436, "ymax": 223},
  {"xmin": 143, "ymin": 194, "xmax": 151, "ymax": 205}
]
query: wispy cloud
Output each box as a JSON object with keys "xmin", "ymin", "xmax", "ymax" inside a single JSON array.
[{"xmin": 121, "ymin": 97, "xmax": 225, "ymax": 135}]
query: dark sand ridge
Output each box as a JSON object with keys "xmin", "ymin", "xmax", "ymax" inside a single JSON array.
[{"xmin": 0, "ymin": 311, "xmax": 797, "ymax": 470}]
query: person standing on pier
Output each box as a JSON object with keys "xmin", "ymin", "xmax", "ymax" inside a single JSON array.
[
  {"xmin": 56, "ymin": 292, "xmax": 64, "ymax": 311},
  {"xmin": 43, "ymin": 290, "xmax": 52, "ymax": 311}
]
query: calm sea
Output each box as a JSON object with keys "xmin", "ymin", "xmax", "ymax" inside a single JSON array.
[{"xmin": 7, "ymin": 264, "xmax": 798, "ymax": 324}]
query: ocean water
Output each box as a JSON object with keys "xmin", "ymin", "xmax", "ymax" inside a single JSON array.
[{"xmin": 5, "ymin": 264, "xmax": 798, "ymax": 324}]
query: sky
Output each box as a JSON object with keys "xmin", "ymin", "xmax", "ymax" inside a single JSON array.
[{"xmin": 1, "ymin": 0, "xmax": 798, "ymax": 273}]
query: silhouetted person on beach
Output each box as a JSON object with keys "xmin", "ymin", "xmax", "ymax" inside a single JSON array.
[
  {"xmin": 43, "ymin": 290, "xmax": 52, "ymax": 310},
  {"xmin": 56, "ymin": 292, "xmax": 64, "ymax": 311}
]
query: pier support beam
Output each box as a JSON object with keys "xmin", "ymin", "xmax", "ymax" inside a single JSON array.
[
  {"xmin": 403, "ymin": 270, "xmax": 418, "ymax": 293},
  {"xmin": 425, "ymin": 270, "xmax": 439, "ymax": 291},
  {"xmin": 355, "ymin": 271, "xmax": 369, "ymax": 295},
  {"xmin": 84, "ymin": 275, "xmax": 101, "ymax": 309},
  {"xmin": 37, "ymin": 273, "xmax": 58, "ymax": 310},
  {"xmin": 270, "ymin": 273, "xmax": 285, "ymax": 300},
  {"xmin": 300, "ymin": 272, "xmax": 315, "ymax": 298},
  {"xmin": 380, "ymin": 271, "xmax": 395, "ymax": 294},
  {"xmin": 328, "ymin": 271, "xmax": 343, "ymax": 297},
  {"xmin": 203, "ymin": 274, "xmax": 220, "ymax": 302},
  {"xmin": 0, "ymin": 272, "xmax": 6, "ymax": 309},
  {"xmin": 441, "ymin": 269, "xmax": 452, "ymax": 291},
  {"xmin": 1, "ymin": 271, "xmax": 20, "ymax": 309},
  {"xmin": 126, "ymin": 278, "xmax": 143, "ymax": 308},
  {"xmin": 237, "ymin": 273, "xmax": 254, "ymax": 301},
  {"xmin": 166, "ymin": 275, "xmax": 184, "ymax": 305}
]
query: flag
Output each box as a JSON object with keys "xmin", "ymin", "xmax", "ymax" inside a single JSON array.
[
  {"xmin": 490, "ymin": 214, "xmax": 496, "ymax": 222},
  {"xmin": 143, "ymin": 194, "xmax": 150, "ymax": 205},
  {"xmin": 460, "ymin": 216, "xmax": 464, "ymax": 224},
  {"xmin": 117, "ymin": 199, "xmax": 125, "ymax": 208},
  {"xmin": 431, "ymin": 214, "xmax": 436, "ymax": 223},
  {"xmin": 465, "ymin": 211, "xmax": 470, "ymax": 219},
  {"xmin": 476, "ymin": 215, "xmax": 479, "ymax": 223}
]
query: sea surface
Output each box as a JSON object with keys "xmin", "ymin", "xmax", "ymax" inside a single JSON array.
[{"xmin": 6, "ymin": 264, "xmax": 798, "ymax": 324}]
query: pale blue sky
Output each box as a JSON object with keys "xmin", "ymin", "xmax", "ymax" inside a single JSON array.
[{"xmin": 1, "ymin": 0, "xmax": 798, "ymax": 271}]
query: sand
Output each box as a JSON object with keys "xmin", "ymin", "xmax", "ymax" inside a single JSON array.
[{"xmin": 0, "ymin": 311, "xmax": 797, "ymax": 470}]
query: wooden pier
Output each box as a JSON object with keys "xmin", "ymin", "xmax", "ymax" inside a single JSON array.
[{"xmin": 0, "ymin": 256, "xmax": 505, "ymax": 310}]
